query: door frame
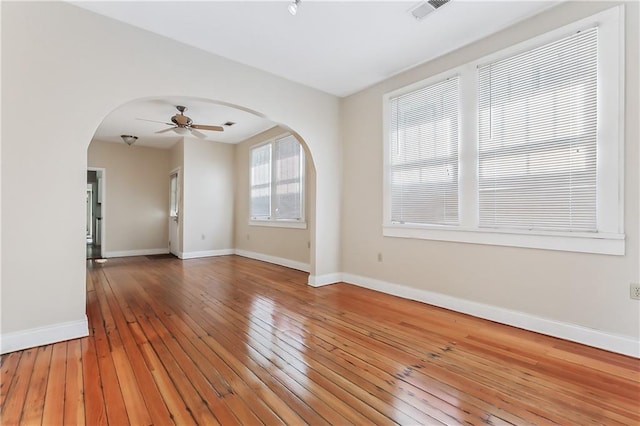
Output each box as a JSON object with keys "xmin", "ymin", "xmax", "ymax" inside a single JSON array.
[
  {"xmin": 88, "ymin": 167, "xmax": 106, "ymax": 258},
  {"xmin": 86, "ymin": 184, "xmax": 93, "ymax": 243},
  {"xmin": 169, "ymin": 167, "xmax": 181, "ymax": 256}
]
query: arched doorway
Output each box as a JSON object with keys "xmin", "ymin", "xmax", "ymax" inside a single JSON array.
[{"xmin": 86, "ymin": 96, "xmax": 317, "ymax": 273}]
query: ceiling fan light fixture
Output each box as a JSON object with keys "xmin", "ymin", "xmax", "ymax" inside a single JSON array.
[
  {"xmin": 288, "ymin": 0, "xmax": 299, "ymax": 16},
  {"xmin": 120, "ymin": 134, "xmax": 138, "ymax": 146},
  {"xmin": 142, "ymin": 105, "xmax": 224, "ymax": 139}
]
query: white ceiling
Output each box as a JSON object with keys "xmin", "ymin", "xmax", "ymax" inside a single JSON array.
[
  {"xmin": 73, "ymin": 0, "xmax": 560, "ymax": 97},
  {"xmin": 76, "ymin": 0, "xmax": 561, "ymax": 149},
  {"xmin": 92, "ymin": 97, "xmax": 276, "ymax": 149}
]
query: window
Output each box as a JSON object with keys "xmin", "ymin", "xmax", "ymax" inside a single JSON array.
[
  {"xmin": 389, "ymin": 77, "xmax": 459, "ymax": 226},
  {"xmin": 478, "ymin": 29, "xmax": 597, "ymax": 232},
  {"xmin": 383, "ymin": 7, "xmax": 624, "ymax": 255},
  {"xmin": 250, "ymin": 144, "xmax": 271, "ymax": 219},
  {"xmin": 169, "ymin": 172, "xmax": 179, "ymax": 217},
  {"xmin": 250, "ymin": 134, "xmax": 305, "ymax": 227}
]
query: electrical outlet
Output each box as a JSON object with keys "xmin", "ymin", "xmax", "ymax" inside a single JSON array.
[
  {"xmin": 377, "ymin": 252, "xmax": 383, "ymax": 262},
  {"xmin": 631, "ymin": 283, "xmax": 640, "ymax": 300}
]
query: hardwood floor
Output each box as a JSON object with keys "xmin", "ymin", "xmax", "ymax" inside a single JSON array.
[{"xmin": 1, "ymin": 255, "xmax": 639, "ymax": 425}]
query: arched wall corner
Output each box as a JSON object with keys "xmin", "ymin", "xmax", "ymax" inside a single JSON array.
[{"xmin": 1, "ymin": 0, "xmax": 342, "ymax": 353}]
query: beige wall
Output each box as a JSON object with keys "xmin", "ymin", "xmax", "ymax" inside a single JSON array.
[
  {"xmin": 341, "ymin": 1, "xmax": 640, "ymax": 340},
  {"xmin": 182, "ymin": 138, "xmax": 235, "ymax": 254},
  {"xmin": 234, "ymin": 127, "xmax": 312, "ymax": 267},
  {"xmin": 88, "ymin": 140, "xmax": 170, "ymax": 255}
]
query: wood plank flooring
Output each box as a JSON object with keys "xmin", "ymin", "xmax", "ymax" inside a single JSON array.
[{"xmin": 1, "ymin": 255, "xmax": 639, "ymax": 425}]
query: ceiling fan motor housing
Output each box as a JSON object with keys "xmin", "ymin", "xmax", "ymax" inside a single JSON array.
[
  {"xmin": 172, "ymin": 105, "xmax": 192, "ymax": 127},
  {"xmin": 172, "ymin": 115, "xmax": 192, "ymax": 127}
]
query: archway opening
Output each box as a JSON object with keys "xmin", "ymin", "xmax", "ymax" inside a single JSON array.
[{"xmin": 86, "ymin": 96, "xmax": 317, "ymax": 276}]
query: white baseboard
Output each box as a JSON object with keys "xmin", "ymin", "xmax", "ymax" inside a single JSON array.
[
  {"xmin": 0, "ymin": 317, "xmax": 89, "ymax": 355},
  {"xmin": 235, "ymin": 249, "xmax": 310, "ymax": 272},
  {"xmin": 105, "ymin": 248, "xmax": 169, "ymax": 258},
  {"xmin": 308, "ymin": 272, "xmax": 342, "ymax": 287},
  {"xmin": 180, "ymin": 249, "xmax": 235, "ymax": 260},
  {"xmin": 341, "ymin": 273, "xmax": 640, "ymax": 358}
]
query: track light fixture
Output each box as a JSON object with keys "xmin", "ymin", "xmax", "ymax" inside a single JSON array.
[
  {"xmin": 288, "ymin": 0, "xmax": 300, "ymax": 16},
  {"xmin": 120, "ymin": 135, "xmax": 138, "ymax": 146}
]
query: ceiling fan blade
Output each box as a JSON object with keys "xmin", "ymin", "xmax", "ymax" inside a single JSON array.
[
  {"xmin": 192, "ymin": 124, "xmax": 224, "ymax": 132},
  {"xmin": 137, "ymin": 118, "xmax": 174, "ymax": 126},
  {"xmin": 190, "ymin": 129, "xmax": 207, "ymax": 139},
  {"xmin": 155, "ymin": 127, "xmax": 177, "ymax": 134}
]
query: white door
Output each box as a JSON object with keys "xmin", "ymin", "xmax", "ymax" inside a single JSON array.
[{"xmin": 169, "ymin": 171, "xmax": 180, "ymax": 256}]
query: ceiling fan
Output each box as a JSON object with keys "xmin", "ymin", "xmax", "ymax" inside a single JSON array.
[{"xmin": 140, "ymin": 105, "xmax": 224, "ymax": 139}]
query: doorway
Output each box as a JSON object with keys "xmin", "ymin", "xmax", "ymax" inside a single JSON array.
[
  {"xmin": 86, "ymin": 185, "xmax": 93, "ymax": 243},
  {"xmin": 87, "ymin": 168, "xmax": 105, "ymax": 259},
  {"xmin": 169, "ymin": 168, "xmax": 180, "ymax": 257}
]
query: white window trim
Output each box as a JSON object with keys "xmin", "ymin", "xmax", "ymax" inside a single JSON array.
[
  {"xmin": 382, "ymin": 6, "xmax": 625, "ymax": 256},
  {"xmin": 249, "ymin": 133, "xmax": 307, "ymax": 229},
  {"xmin": 249, "ymin": 219, "xmax": 307, "ymax": 229}
]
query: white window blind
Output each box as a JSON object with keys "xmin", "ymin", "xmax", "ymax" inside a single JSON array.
[
  {"xmin": 274, "ymin": 135, "xmax": 303, "ymax": 220},
  {"xmin": 250, "ymin": 134, "xmax": 304, "ymax": 222},
  {"xmin": 478, "ymin": 28, "xmax": 598, "ymax": 231},
  {"xmin": 250, "ymin": 143, "xmax": 272, "ymax": 219},
  {"xmin": 389, "ymin": 77, "xmax": 459, "ymax": 225}
]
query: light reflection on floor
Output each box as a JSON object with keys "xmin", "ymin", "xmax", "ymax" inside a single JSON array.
[{"xmin": 247, "ymin": 296, "xmax": 309, "ymax": 385}]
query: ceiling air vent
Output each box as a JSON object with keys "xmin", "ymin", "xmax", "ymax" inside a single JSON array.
[
  {"xmin": 409, "ymin": 0, "xmax": 450, "ymax": 21},
  {"xmin": 428, "ymin": 0, "xmax": 450, "ymax": 8}
]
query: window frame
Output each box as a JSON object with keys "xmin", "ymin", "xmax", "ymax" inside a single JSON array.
[
  {"xmin": 249, "ymin": 133, "xmax": 307, "ymax": 229},
  {"xmin": 169, "ymin": 170, "xmax": 179, "ymax": 219},
  {"xmin": 382, "ymin": 6, "xmax": 625, "ymax": 255},
  {"xmin": 388, "ymin": 75, "xmax": 461, "ymax": 227}
]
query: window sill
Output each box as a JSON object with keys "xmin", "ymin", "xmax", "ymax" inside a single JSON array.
[
  {"xmin": 249, "ymin": 220, "xmax": 307, "ymax": 230},
  {"xmin": 383, "ymin": 224, "xmax": 625, "ymax": 256}
]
